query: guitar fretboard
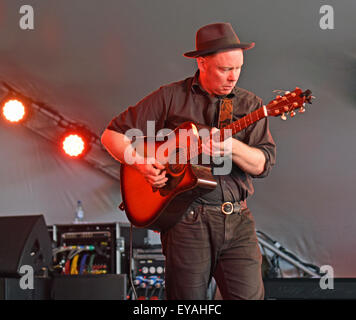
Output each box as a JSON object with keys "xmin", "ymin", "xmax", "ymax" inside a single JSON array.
[
  {"xmin": 219, "ymin": 106, "xmax": 267, "ymax": 141},
  {"xmin": 187, "ymin": 106, "xmax": 266, "ymax": 161}
]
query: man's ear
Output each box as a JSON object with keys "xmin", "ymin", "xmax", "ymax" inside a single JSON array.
[{"xmin": 197, "ymin": 57, "xmax": 206, "ymax": 72}]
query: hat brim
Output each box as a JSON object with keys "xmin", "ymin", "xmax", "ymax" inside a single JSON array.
[{"xmin": 183, "ymin": 42, "xmax": 255, "ymax": 58}]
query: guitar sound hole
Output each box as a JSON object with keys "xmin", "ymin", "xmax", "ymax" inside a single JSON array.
[
  {"xmin": 168, "ymin": 163, "xmax": 185, "ymax": 174},
  {"xmin": 168, "ymin": 148, "xmax": 187, "ymax": 175}
]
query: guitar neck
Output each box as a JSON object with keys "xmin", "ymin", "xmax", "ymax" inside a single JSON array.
[
  {"xmin": 184, "ymin": 86, "xmax": 312, "ymax": 162},
  {"xmin": 218, "ymin": 105, "xmax": 267, "ymax": 141},
  {"xmin": 188, "ymin": 105, "xmax": 267, "ymax": 160}
]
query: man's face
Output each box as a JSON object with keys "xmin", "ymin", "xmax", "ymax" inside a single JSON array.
[{"xmin": 198, "ymin": 49, "xmax": 243, "ymax": 96}]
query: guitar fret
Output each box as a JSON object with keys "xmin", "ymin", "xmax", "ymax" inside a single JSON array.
[
  {"xmin": 252, "ymin": 110, "xmax": 258, "ymax": 122},
  {"xmin": 231, "ymin": 107, "xmax": 265, "ymax": 136}
]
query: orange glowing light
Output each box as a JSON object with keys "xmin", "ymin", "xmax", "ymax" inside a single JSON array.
[
  {"xmin": 2, "ymin": 99, "xmax": 26, "ymax": 123},
  {"xmin": 62, "ymin": 134, "xmax": 86, "ymax": 157}
]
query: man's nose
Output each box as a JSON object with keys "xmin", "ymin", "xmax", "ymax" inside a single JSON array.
[{"xmin": 228, "ymin": 70, "xmax": 239, "ymax": 81}]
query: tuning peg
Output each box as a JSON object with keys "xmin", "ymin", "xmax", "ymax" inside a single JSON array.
[
  {"xmin": 281, "ymin": 113, "xmax": 287, "ymax": 120},
  {"xmin": 290, "ymin": 111, "xmax": 296, "ymax": 117}
]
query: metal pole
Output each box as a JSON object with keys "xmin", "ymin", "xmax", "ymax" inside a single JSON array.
[{"xmin": 257, "ymin": 235, "xmax": 320, "ymax": 278}]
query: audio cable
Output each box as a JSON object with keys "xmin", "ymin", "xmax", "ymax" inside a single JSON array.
[
  {"xmin": 79, "ymin": 253, "xmax": 89, "ymax": 275},
  {"xmin": 87, "ymin": 253, "xmax": 96, "ymax": 274},
  {"xmin": 70, "ymin": 254, "xmax": 80, "ymax": 275},
  {"xmin": 129, "ymin": 223, "xmax": 138, "ymax": 300}
]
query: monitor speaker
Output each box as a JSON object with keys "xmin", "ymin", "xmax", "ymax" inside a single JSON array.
[
  {"xmin": 52, "ymin": 274, "xmax": 127, "ymax": 300},
  {"xmin": 0, "ymin": 277, "xmax": 52, "ymax": 300},
  {"xmin": 263, "ymin": 278, "xmax": 356, "ymax": 299},
  {"xmin": 0, "ymin": 215, "xmax": 52, "ymax": 277}
]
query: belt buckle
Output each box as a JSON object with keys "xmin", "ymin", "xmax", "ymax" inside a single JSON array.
[{"xmin": 221, "ymin": 202, "xmax": 233, "ymax": 215}]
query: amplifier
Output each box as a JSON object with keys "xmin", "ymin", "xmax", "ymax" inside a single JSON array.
[
  {"xmin": 49, "ymin": 222, "xmax": 149, "ymax": 276},
  {"xmin": 50, "ymin": 223, "xmax": 118, "ymax": 275},
  {"xmin": 131, "ymin": 247, "xmax": 165, "ymax": 300},
  {"xmin": 133, "ymin": 247, "xmax": 165, "ymax": 278}
]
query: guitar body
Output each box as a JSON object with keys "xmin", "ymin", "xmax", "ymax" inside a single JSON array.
[{"xmin": 120, "ymin": 122, "xmax": 217, "ymax": 231}]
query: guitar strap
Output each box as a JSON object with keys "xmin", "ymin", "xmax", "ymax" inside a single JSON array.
[
  {"xmin": 217, "ymin": 98, "xmax": 233, "ymax": 203},
  {"xmin": 218, "ymin": 98, "xmax": 233, "ymax": 129}
]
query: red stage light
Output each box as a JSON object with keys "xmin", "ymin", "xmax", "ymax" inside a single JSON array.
[
  {"xmin": 2, "ymin": 99, "xmax": 26, "ymax": 123},
  {"xmin": 62, "ymin": 133, "xmax": 86, "ymax": 157}
]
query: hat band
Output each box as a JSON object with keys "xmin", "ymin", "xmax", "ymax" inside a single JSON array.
[{"xmin": 196, "ymin": 36, "xmax": 240, "ymax": 52}]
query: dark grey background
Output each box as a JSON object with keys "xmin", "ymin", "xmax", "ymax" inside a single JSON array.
[{"xmin": 0, "ymin": 0, "xmax": 355, "ymax": 276}]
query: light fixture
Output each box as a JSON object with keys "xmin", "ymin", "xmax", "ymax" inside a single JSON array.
[
  {"xmin": 60, "ymin": 126, "xmax": 92, "ymax": 158},
  {"xmin": 1, "ymin": 94, "xmax": 31, "ymax": 124},
  {"xmin": 0, "ymin": 82, "xmax": 120, "ymax": 179}
]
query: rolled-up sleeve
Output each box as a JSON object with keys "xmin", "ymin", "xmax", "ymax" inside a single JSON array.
[{"xmin": 245, "ymin": 100, "xmax": 276, "ymax": 179}]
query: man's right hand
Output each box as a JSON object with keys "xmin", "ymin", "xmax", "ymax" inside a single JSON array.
[
  {"xmin": 132, "ymin": 159, "xmax": 168, "ymax": 189},
  {"xmin": 101, "ymin": 130, "xmax": 168, "ymax": 188}
]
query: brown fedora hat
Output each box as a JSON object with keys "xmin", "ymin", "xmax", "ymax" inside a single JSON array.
[{"xmin": 183, "ymin": 23, "xmax": 255, "ymax": 58}]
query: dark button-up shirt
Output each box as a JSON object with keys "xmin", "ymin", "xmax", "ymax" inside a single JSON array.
[{"xmin": 107, "ymin": 71, "xmax": 276, "ymax": 204}]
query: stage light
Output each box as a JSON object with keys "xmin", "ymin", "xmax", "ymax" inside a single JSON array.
[
  {"xmin": 2, "ymin": 99, "xmax": 26, "ymax": 123},
  {"xmin": 62, "ymin": 134, "xmax": 85, "ymax": 157},
  {"xmin": 60, "ymin": 127, "xmax": 92, "ymax": 158}
]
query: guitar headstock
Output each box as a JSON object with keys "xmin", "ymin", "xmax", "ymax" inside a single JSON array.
[{"xmin": 266, "ymin": 88, "xmax": 313, "ymax": 120}]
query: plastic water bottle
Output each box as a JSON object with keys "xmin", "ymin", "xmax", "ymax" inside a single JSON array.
[{"xmin": 74, "ymin": 200, "xmax": 85, "ymax": 223}]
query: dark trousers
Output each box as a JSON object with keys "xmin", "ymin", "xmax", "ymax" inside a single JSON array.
[{"xmin": 160, "ymin": 204, "xmax": 264, "ymax": 300}]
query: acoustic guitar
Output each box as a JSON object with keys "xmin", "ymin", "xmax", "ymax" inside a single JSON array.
[{"xmin": 119, "ymin": 88, "xmax": 313, "ymax": 231}]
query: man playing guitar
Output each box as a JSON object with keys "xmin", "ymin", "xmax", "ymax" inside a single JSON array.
[{"xmin": 101, "ymin": 23, "xmax": 276, "ymax": 299}]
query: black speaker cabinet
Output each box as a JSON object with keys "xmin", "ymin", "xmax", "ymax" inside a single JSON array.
[
  {"xmin": 52, "ymin": 274, "xmax": 127, "ymax": 300},
  {"xmin": 0, "ymin": 215, "xmax": 52, "ymax": 277},
  {"xmin": 0, "ymin": 277, "xmax": 52, "ymax": 300},
  {"xmin": 263, "ymin": 278, "xmax": 356, "ymax": 299}
]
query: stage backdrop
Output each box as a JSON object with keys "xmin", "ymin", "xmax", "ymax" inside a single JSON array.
[{"xmin": 0, "ymin": 0, "xmax": 355, "ymax": 276}]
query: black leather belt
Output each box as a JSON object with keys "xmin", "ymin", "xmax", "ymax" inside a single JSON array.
[{"xmin": 206, "ymin": 201, "xmax": 247, "ymax": 215}]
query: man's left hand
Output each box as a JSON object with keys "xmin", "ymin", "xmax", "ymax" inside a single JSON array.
[{"xmin": 201, "ymin": 127, "xmax": 233, "ymax": 158}]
